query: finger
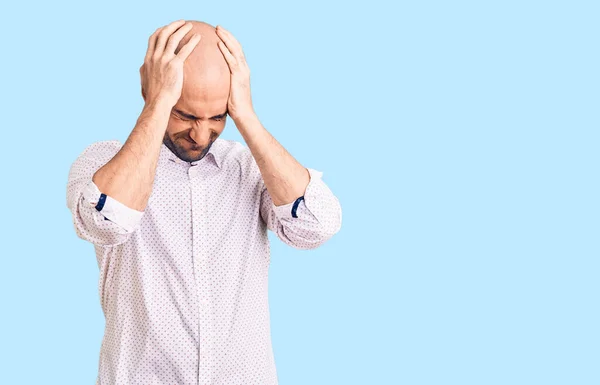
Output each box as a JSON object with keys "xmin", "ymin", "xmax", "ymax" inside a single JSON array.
[
  {"xmin": 217, "ymin": 40, "xmax": 237, "ymax": 73},
  {"xmin": 145, "ymin": 27, "xmax": 162, "ymax": 63},
  {"xmin": 216, "ymin": 26, "xmax": 242, "ymax": 52},
  {"xmin": 164, "ymin": 23, "xmax": 194, "ymax": 58},
  {"xmin": 153, "ymin": 19, "xmax": 187, "ymax": 58},
  {"xmin": 216, "ymin": 26, "xmax": 244, "ymax": 60},
  {"xmin": 175, "ymin": 34, "xmax": 202, "ymax": 62}
]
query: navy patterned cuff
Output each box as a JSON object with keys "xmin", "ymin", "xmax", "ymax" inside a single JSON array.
[
  {"xmin": 95, "ymin": 193, "xmax": 107, "ymax": 211},
  {"xmin": 95, "ymin": 193, "xmax": 109, "ymax": 220},
  {"xmin": 291, "ymin": 196, "xmax": 304, "ymax": 218}
]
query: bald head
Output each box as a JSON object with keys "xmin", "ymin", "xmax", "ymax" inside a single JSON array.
[
  {"xmin": 161, "ymin": 20, "xmax": 230, "ymax": 164},
  {"xmin": 174, "ymin": 21, "xmax": 230, "ymax": 108}
]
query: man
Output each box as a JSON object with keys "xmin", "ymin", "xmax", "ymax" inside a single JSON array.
[{"xmin": 66, "ymin": 19, "xmax": 342, "ymax": 385}]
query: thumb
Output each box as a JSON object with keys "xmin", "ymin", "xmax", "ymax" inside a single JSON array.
[{"xmin": 140, "ymin": 64, "xmax": 147, "ymax": 100}]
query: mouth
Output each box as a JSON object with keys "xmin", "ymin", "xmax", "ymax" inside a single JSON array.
[{"xmin": 183, "ymin": 138, "xmax": 201, "ymax": 150}]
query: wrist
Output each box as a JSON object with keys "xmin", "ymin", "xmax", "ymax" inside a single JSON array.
[
  {"xmin": 138, "ymin": 97, "xmax": 173, "ymax": 129},
  {"xmin": 144, "ymin": 96, "xmax": 174, "ymax": 112},
  {"xmin": 232, "ymin": 110, "xmax": 258, "ymax": 127}
]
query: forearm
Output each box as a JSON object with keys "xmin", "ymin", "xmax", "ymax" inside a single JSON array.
[
  {"xmin": 92, "ymin": 98, "xmax": 171, "ymax": 211},
  {"xmin": 235, "ymin": 114, "xmax": 310, "ymax": 206}
]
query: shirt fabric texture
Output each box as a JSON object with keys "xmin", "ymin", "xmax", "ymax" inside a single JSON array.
[{"xmin": 66, "ymin": 138, "xmax": 342, "ymax": 385}]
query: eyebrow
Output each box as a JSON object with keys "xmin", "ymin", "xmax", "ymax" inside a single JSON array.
[{"xmin": 174, "ymin": 109, "xmax": 228, "ymax": 120}]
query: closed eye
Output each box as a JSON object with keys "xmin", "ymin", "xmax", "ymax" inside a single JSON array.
[
  {"xmin": 172, "ymin": 109, "xmax": 228, "ymax": 121},
  {"xmin": 172, "ymin": 111, "xmax": 191, "ymax": 121}
]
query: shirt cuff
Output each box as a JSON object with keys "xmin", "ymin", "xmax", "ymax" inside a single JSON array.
[
  {"xmin": 81, "ymin": 180, "xmax": 145, "ymax": 233},
  {"xmin": 271, "ymin": 168, "xmax": 324, "ymax": 221}
]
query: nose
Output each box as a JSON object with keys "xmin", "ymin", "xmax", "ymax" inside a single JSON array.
[{"xmin": 188, "ymin": 121, "xmax": 214, "ymax": 146}]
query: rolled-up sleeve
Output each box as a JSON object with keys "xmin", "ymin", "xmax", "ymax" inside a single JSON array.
[
  {"xmin": 260, "ymin": 167, "xmax": 342, "ymax": 250},
  {"xmin": 66, "ymin": 141, "xmax": 145, "ymax": 247}
]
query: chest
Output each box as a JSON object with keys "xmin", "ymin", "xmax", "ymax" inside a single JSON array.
[{"xmin": 143, "ymin": 164, "xmax": 264, "ymax": 239}]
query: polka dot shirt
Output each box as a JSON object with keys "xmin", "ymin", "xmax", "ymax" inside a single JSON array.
[{"xmin": 66, "ymin": 138, "xmax": 342, "ymax": 385}]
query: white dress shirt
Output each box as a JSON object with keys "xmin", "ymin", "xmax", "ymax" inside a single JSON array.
[{"xmin": 66, "ymin": 138, "xmax": 342, "ymax": 385}]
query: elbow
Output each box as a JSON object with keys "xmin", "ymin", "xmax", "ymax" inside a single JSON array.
[
  {"xmin": 283, "ymin": 203, "xmax": 342, "ymax": 250},
  {"xmin": 73, "ymin": 222, "xmax": 133, "ymax": 247},
  {"xmin": 70, "ymin": 201, "xmax": 137, "ymax": 247},
  {"xmin": 316, "ymin": 200, "xmax": 342, "ymax": 241},
  {"xmin": 282, "ymin": 222, "xmax": 341, "ymax": 250}
]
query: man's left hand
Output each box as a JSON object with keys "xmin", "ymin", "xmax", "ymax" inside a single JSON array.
[{"xmin": 216, "ymin": 25, "xmax": 255, "ymax": 123}]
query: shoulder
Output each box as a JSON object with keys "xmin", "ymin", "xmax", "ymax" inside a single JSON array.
[
  {"xmin": 216, "ymin": 138, "xmax": 257, "ymax": 168},
  {"xmin": 216, "ymin": 138, "xmax": 262, "ymax": 180},
  {"xmin": 68, "ymin": 140, "xmax": 123, "ymax": 181},
  {"xmin": 77, "ymin": 140, "xmax": 123, "ymax": 163}
]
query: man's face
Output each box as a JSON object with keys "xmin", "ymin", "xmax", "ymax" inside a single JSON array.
[{"xmin": 163, "ymin": 86, "xmax": 229, "ymax": 162}]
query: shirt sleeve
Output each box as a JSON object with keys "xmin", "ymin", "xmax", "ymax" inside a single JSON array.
[
  {"xmin": 260, "ymin": 167, "xmax": 342, "ymax": 250},
  {"xmin": 66, "ymin": 141, "xmax": 145, "ymax": 247}
]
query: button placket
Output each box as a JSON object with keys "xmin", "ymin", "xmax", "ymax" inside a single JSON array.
[{"xmin": 189, "ymin": 163, "xmax": 212, "ymax": 383}]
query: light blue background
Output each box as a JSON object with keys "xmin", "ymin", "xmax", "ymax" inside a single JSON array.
[{"xmin": 1, "ymin": 1, "xmax": 598, "ymax": 384}]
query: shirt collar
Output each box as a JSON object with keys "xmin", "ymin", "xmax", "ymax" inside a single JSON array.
[{"xmin": 159, "ymin": 138, "xmax": 224, "ymax": 169}]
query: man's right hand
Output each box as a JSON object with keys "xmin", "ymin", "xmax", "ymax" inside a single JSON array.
[{"xmin": 140, "ymin": 19, "xmax": 202, "ymax": 108}]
